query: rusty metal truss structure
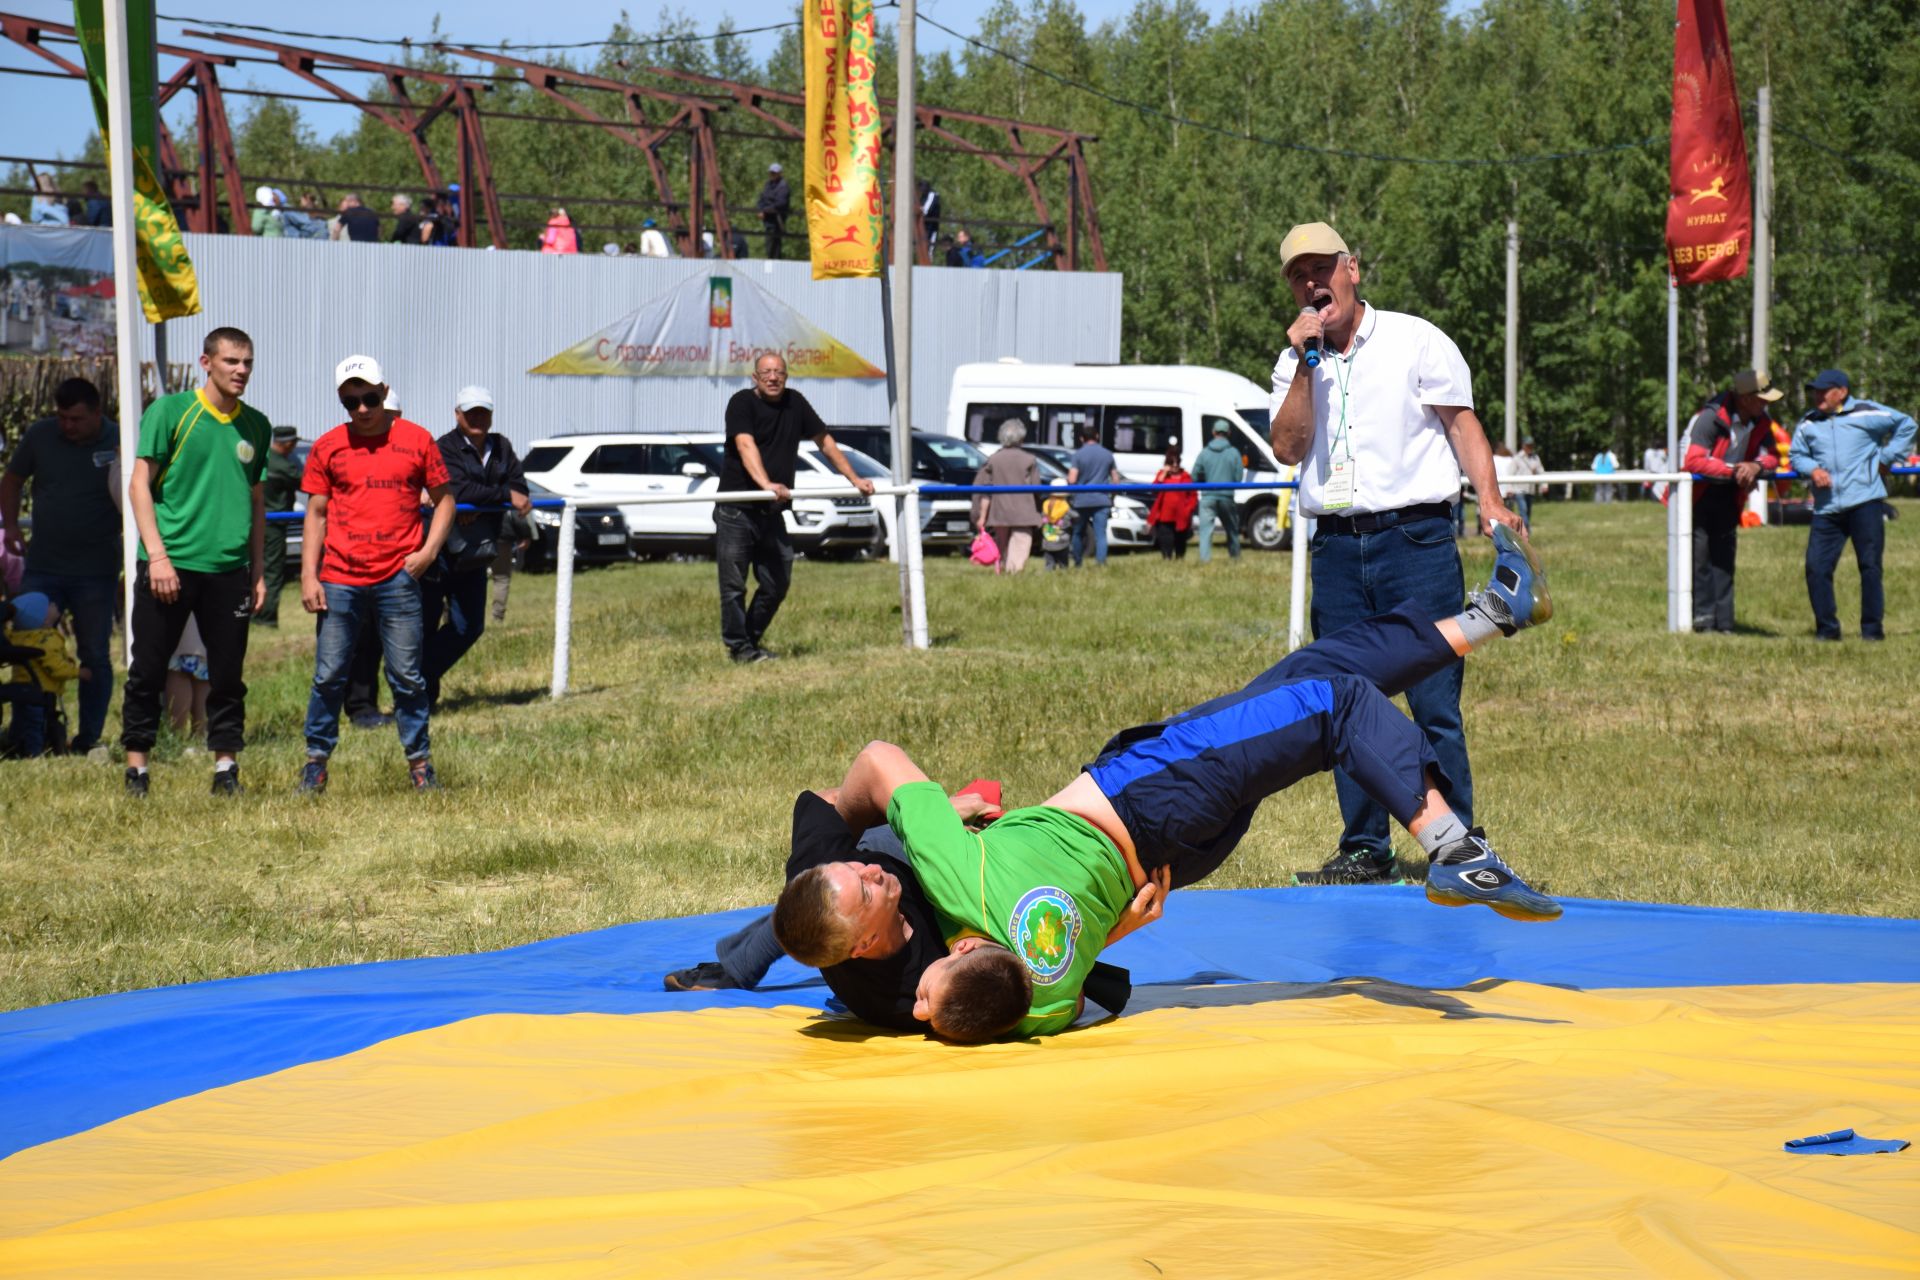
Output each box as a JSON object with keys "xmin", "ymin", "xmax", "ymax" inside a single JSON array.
[{"xmin": 0, "ymin": 10, "xmax": 1106, "ymax": 270}]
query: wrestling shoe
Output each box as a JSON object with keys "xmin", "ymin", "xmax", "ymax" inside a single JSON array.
[
  {"xmin": 1472, "ymin": 524, "xmax": 1553, "ymax": 635},
  {"xmin": 1292, "ymin": 848, "xmax": 1407, "ymax": 887},
  {"xmin": 1424, "ymin": 829, "xmax": 1561, "ymax": 922},
  {"xmin": 409, "ymin": 758, "xmax": 442, "ymax": 792},
  {"xmin": 210, "ymin": 765, "xmax": 243, "ymax": 796},
  {"xmin": 664, "ymin": 962, "xmax": 741, "ymax": 992},
  {"xmin": 297, "ymin": 759, "xmax": 329, "ymax": 795}
]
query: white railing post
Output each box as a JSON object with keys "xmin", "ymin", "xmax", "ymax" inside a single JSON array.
[
  {"xmin": 550, "ymin": 501, "xmax": 576, "ymax": 698},
  {"xmin": 1287, "ymin": 487, "xmax": 1308, "ymax": 650},
  {"xmin": 1675, "ymin": 476, "xmax": 1694, "ymax": 633},
  {"xmin": 903, "ymin": 484, "xmax": 930, "ymax": 650}
]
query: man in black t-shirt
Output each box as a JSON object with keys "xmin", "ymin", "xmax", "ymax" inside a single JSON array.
[
  {"xmin": 716, "ymin": 352, "xmax": 872, "ymax": 662},
  {"xmin": 665, "ymin": 790, "xmax": 955, "ymax": 1031}
]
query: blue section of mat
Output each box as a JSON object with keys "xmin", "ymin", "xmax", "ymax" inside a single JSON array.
[{"xmin": 4, "ymin": 887, "xmax": 1919, "ymax": 1160}]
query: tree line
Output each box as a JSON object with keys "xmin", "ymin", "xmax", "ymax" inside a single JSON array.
[{"xmin": 5, "ymin": 0, "xmax": 1915, "ymax": 466}]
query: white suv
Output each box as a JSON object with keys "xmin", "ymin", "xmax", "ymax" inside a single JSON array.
[{"xmin": 519, "ymin": 432, "xmax": 878, "ymax": 558}]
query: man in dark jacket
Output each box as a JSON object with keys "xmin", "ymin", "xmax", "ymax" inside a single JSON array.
[
  {"xmin": 756, "ymin": 163, "xmax": 791, "ymax": 260},
  {"xmin": 1683, "ymin": 369, "xmax": 1783, "ymax": 633},
  {"xmin": 422, "ymin": 386, "xmax": 530, "ymax": 707}
]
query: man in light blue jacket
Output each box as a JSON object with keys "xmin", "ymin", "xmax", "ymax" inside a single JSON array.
[{"xmin": 1788, "ymin": 369, "xmax": 1916, "ymax": 641}]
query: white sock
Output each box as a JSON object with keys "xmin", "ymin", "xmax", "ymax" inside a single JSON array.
[
  {"xmin": 215, "ymin": 759, "xmax": 236, "ymax": 773},
  {"xmin": 1414, "ymin": 813, "xmax": 1470, "ymax": 856}
]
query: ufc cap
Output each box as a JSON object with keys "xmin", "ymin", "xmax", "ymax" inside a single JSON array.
[{"xmin": 334, "ymin": 354, "xmax": 384, "ymax": 389}]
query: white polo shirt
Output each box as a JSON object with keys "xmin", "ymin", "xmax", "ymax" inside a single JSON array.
[{"xmin": 1270, "ymin": 303, "xmax": 1475, "ymax": 518}]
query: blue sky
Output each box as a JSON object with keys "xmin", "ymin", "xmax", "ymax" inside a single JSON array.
[{"xmin": 0, "ymin": 1, "xmax": 1250, "ymax": 162}]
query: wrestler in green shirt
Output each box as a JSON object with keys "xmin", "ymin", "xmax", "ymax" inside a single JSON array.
[{"xmin": 886, "ymin": 780, "xmax": 1135, "ymax": 1036}]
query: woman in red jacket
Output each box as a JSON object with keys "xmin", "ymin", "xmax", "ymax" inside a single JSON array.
[{"xmin": 1147, "ymin": 445, "xmax": 1198, "ymax": 560}]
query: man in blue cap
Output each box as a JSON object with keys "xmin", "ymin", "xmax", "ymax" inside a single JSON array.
[{"xmin": 1789, "ymin": 370, "xmax": 1915, "ymax": 640}]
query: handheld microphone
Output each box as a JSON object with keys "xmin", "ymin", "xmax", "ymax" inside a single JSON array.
[{"xmin": 1298, "ymin": 306, "xmax": 1322, "ymax": 369}]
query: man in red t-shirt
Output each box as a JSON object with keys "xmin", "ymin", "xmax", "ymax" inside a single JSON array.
[{"xmin": 297, "ymin": 355, "xmax": 455, "ymax": 792}]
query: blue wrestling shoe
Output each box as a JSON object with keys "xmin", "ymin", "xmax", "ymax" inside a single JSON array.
[
  {"xmin": 1424, "ymin": 829, "xmax": 1561, "ymax": 922},
  {"xmin": 1474, "ymin": 524, "xmax": 1552, "ymax": 635}
]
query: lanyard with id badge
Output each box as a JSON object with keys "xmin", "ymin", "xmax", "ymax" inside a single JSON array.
[{"xmin": 1321, "ymin": 349, "xmax": 1356, "ymax": 511}]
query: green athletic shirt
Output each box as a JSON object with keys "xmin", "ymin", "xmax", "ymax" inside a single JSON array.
[
  {"xmin": 136, "ymin": 388, "xmax": 272, "ymax": 573},
  {"xmin": 886, "ymin": 781, "xmax": 1135, "ymax": 1037}
]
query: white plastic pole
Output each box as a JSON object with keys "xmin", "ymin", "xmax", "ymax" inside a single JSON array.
[
  {"xmin": 1675, "ymin": 475, "xmax": 1694, "ymax": 633},
  {"xmin": 1751, "ymin": 83, "xmax": 1772, "ymax": 376},
  {"xmin": 1286, "ymin": 488, "xmax": 1308, "ymax": 650},
  {"xmin": 550, "ymin": 501, "xmax": 576, "ymax": 698},
  {"xmin": 1504, "ymin": 219, "xmax": 1519, "ymax": 452},
  {"xmin": 103, "ymin": 0, "xmax": 143, "ymax": 661},
  {"xmin": 1667, "ymin": 274, "xmax": 1681, "ymax": 632},
  {"xmin": 892, "ymin": 0, "xmax": 928, "ymax": 650}
]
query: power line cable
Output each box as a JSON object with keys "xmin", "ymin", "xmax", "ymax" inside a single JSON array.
[
  {"xmin": 911, "ymin": 9, "xmax": 1662, "ymax": 169},
  {"xmin": 1772, "ymin": 120, "xmax": 1920, "ymax": 195}
]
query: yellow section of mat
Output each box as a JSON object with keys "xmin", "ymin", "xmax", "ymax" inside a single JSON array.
[{"xmin": 3, "ymin": 980, "xmax": 1917, "ymax": 1278}]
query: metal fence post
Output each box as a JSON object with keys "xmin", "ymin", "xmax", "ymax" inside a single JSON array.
[
  {"xmin": 1287, "ymin": 487, "xmax": 1308, "ymax": 650},
  {"xmin": 550, "ymin": 500, "xmax": 576, "ymax": 697},
  {"xmin": 1675, "ymin": 476, "xmax": 1694, "ymax": 633}
]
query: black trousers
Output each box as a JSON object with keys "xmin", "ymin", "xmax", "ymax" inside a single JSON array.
[
  {"xmin": 715, "ymin": 504, "xmax": 793, "ymax": 656},
  {"xmin": 762, "ymin": 211, "xmax": 786, "ymax": 259},
  {"xmin": 1692, "ymin": 493, "xmax": 1743, "ymax": 633},
  {"xmin": 122, "ymin": 563, "xmax": 254, "ymax": 753}
]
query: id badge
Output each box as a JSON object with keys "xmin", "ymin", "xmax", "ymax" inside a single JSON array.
[{"xmin": 1322, "ymin": 452, "xmax": 1355, "ymax": 511}]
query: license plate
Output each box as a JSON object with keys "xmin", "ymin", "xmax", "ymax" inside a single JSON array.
[
  {"xmin": 945, "ymin": 520, "xmax": 970, "ymax": 534},
  {"xmin": 847, "ymin": 514, "xmax": 875, "ymax": 527},
  {"xmin": 596, "ymin": 534, "xmax": 625, "ymax": 546}
]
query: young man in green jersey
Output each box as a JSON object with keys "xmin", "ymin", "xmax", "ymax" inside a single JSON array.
[
  {"xmin": 777, "ymin": 529, "xmax": 1559, "ymax": 1041},
  {"xmin": 122, "ymin": 327, "xmax": 272, "ymax": 797}
]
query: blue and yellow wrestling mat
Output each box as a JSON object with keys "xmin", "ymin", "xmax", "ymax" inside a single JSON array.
[{"xmin": 4, "ymin": 888, "xmax": 1917, "ymax": 1278}]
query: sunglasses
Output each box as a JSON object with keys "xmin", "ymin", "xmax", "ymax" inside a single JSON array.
[{"xmin": 339, "ymin": 390, "xmax": 384, "ymax": 411}]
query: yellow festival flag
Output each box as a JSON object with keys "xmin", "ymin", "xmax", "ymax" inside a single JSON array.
[
  {"xmin": 802, "ymin": 0, "xmax": 885, "ymax": 280},
  {"xmin": 71, "ymin": 0, "xmax": 201, "ymax": 322}
]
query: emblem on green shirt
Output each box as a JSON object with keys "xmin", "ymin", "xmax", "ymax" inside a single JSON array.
[{"xmin": 1010, "ymin": 886, "xmax": 1081, "ymax": 986}]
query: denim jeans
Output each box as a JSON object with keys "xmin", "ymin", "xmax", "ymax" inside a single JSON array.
[
  {"xmin": 715, "ymin": 504, "xmax": 793, "ymax": 656},
  {"xmin": 1070, "ymin": 505, "xmax": 1110, "ymax": 566},
  {"xmin": 18, "ymin": 569, "xmax": 116, "ymax": 747},
  {"xmin": 304, "ymin": 572, "xmax": 430, "ymax": 760},
  {"xmin": 423, "ymin": 567, "xmax": 490, "ymax": 705},
  {"xmin": 1307, "ymin": 514, "xmax": 1470, "ymax": 853},
  {"xmin": 1195, "ymin": 497, "xmax": 1240, "ymax": 562},
  {"xmin": 1509, "ymin": 493, "xmax": 1532, "ymax": 530},
  {"xmin": 1806, "ymin": 501, "xmax": 1887, "ymax": 638}
]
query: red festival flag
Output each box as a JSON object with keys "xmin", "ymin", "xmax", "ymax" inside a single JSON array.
[{"xmin": 1666, "ymin": 0, "xmax": 1752, "ymax": 284}]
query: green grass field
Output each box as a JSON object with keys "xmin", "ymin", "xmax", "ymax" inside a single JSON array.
[{"xmin": 3, "ymin": 497, "xmax": 1915, "ymax": 1012}]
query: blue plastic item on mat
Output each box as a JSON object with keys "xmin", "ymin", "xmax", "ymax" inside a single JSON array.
[{"xmin": 1783, "ymin": 1128, "xmax": 1910, "ymax": 1155}]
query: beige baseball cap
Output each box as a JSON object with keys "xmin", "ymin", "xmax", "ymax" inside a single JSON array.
[
  {"xmin": 1280, "ymin": 222, "xmax": 1350, "ymax": 272},
  {"xmin": 1731, "ymin": 370, "xmax": 1784, "ymax": 403}
]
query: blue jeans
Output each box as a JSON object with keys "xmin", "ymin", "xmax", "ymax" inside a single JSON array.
[
  {"xmin": 1308, "ymin": 514, "xmax": 1470, "ymax": 854},
  {"xmin": 1509, "ymin": 493, "xmax": 1532, "ymax": 530},
  {"xmin": 1070, "ymin": 505, "xmax": 1110, "ymax": 566},
  {"xmin": 304, "ymin": 572, "xmax": 431, "ymax": 760},
  {"xmin": 18, "ymin": 569, "xmax": 116, "ymax": 747},
  {"xmin": 1195, "ymin": 497, "xmax": 1240, "ymax": 562},
  {"xmin": 422, "ymin": 568, "xmax": 489, "ymax": 705},
  {"xmin": 1806, "ymin": 502, "xmax": 1887, "ymax": 638}
]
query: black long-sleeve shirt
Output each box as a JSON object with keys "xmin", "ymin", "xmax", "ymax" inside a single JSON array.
[{"xmin": 435, "ymin": 428, "xmax": 528, "ymax": 537}]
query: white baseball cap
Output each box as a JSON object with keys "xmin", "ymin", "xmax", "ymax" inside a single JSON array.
[
  {"xmin": 383, "ymin": 391, "xmax": 401, "ymax": 412},
  {"xmin": 455, "ymin": 385, "xmax": 494, "ymax": 412},
  {"xmin": 334, "ymin": 354, "xmax": 384, "ymax": 389}
]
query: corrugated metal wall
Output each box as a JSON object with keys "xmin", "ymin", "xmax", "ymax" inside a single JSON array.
[{"xmin": 140, "ymin": 236, "xmax": 1121, "ymax": 451}]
